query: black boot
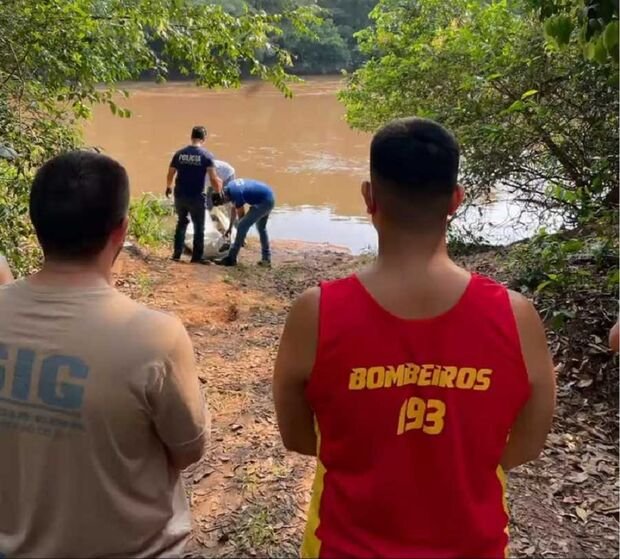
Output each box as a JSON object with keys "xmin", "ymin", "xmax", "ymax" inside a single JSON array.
[
  {"xmin": 190, "ymin": 257, "xmax": 212, "ymax": 265},
  {"xmin": 214, "ymin": 256, "xmax": 237, "ymax": 267}
]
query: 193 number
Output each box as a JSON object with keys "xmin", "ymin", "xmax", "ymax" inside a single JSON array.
[{"xmin": 397, "ymin": 397, "xmax": 446, "ymax": 436}]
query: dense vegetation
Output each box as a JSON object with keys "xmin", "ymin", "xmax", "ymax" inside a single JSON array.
[
  {"xmin": 0, "ymin": 0, "xmax": 316, "ymax": 272},
  {"xmin": 341, "ymin": 0, "xmax": 617, "ymax": 264},
  {"xmin": 208, "ymin": 0, "xmax": 378, "ymax": 74}
]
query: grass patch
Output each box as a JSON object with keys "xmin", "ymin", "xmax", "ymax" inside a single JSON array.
[
  {"xmin": 135, "ymin": 271, "xmax": 155, "ymax": 297},
  {"xmin": 243, "ymin": 507, "xmax": 278, "ymax": 550},
  {"xmin": 129, "ymin": 194, "xmax": 174, "ymax": 247}
]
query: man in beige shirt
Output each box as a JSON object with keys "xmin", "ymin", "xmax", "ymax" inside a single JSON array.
[{"xmin": 0, "ymin": 151, "xmax": 209, "ymax": 558}]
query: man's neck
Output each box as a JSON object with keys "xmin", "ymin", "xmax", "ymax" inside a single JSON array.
[
  {"xmin": 376, "ymin": 228, "xmax": 452, "ymax": 272},
  {"xmin": 30, "ymin": 260, "xmax": 111, "ymax": 288},
  {"xmin": 191, "ymin": 141, "xmax": 203, "ymax": 147},
  {"xmin": 361, "ymin": 227, "xmax": 470, "ymax": 320}
]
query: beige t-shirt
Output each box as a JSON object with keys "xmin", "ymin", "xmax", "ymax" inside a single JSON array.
[{"xmin": 0, "ymin": 280, "xmax": 208, "ymax": 558}]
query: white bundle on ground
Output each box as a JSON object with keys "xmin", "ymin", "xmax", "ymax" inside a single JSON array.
[{"xmin": 185, "ymin": 204, "xmax": 237, "ymax": 258}]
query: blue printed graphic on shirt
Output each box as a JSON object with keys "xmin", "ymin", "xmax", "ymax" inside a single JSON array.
[{"xmin": 0, "ymin": 344, "xmax": 89, "ymax": 437}]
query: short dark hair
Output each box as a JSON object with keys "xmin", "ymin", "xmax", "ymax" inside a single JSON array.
[
  {"xmin": 370, "ymin": 117, "xmax": 460, "ymax": 229},
  {"xmin": 211, "ymin": 191, "xmax": 225, "ymax": 207},
  {"xmin": 30, "ymin": 151, "xmax": 130, "ymax": 261},
  {"xmin": 191, "ymin": 126, "xmax": 207, "ymax": 141}
]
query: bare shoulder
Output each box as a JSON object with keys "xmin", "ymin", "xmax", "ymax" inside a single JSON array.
[
  {"xmin": 284, "ymin": 286, "xmax": 321, "ymax": 336},
  {"xmin": 280, "ymin": 286, "xmax": 321, "ymax": 361},
  {"xmin": 507, "ymin": 288, "xmax": 548, "ymax": 336},
  {"xmin": 507, "ymin": 289, "xmax": 553, "ymax": 382},
  {"xmin": 290, "ymin": 286, "xmax": 321, "ymax": 315},
  {"xmin": 507, "ymin": 289, "xmax": 543, "ymax": 325}
]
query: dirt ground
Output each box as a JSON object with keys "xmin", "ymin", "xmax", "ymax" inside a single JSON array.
[{"xmin": 113, "ymin": 239, "xmax": 619, "ymax": 559}]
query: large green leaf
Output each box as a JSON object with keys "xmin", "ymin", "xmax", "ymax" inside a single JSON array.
[
  {"xmin": 603, "ymin": 20, "xmax": 619, "ymax": 53},
  {"xmin": 544, "ymin": 14, "xmax": 574, "ymax": 47}
]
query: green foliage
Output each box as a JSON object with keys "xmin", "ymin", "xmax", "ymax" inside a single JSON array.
[
  {"xmin": 236, "ymin": 0, "xmax": 378, "ymax": 74},
  {"xmin": 510, "ymin": 233, "xmax": 588, "ymax": 293},
  {"xmin": 129, "ymin": 195, "xmax": 174, "ymax": 247},
  {"xmin": 282, "ymin": 18, "xmax": 351, "ymax": 73},
  {"xmin": 0, "ymin": 161, "xmax": 40, "ymax": 274},
  {"xmin": 530, "ymin": 0, "xmax": 619, "ymax": 66},
  {"xmin": 318, "ymin": 0, "xmax": 378, "ymax": 67},
  {"xmin": 340, "ymin": 0, "xmax": 619, "ymax": 229},
  {"xmin": 507, "ymin": 224, "xmax": 618, "ymax": 330},
  {"xmin": 0, "ymin": 0, "xmax": 317, "ymax": 276}
]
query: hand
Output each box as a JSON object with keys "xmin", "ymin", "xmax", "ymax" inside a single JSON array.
[{"xmin": 165, "ymin": 187, "xmax": 172, "ymax": 199}]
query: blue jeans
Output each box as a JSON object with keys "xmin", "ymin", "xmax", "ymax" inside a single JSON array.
[{"xmin": 229, "ymin": 199, "xmax": 274, "ymax": 262}]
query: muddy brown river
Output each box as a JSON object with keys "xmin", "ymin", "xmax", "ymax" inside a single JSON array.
[{"xmin": 84, "ymin": 77, "xmax": 541, "ymax": 253}]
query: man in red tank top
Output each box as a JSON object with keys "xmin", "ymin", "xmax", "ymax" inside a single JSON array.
[{"xmin": 273, "ymin": 117, "xmax": 556, "ymax": 558}]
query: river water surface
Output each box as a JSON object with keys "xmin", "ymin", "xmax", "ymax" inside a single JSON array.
[{"xmin": 84, "ymin": 77, "xmax": 539, "ymax": 253}]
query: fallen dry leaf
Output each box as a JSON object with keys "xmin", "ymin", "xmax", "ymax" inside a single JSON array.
[{"xmin": 575, "ymin": 506, "xmax": 589, "ymax": 522}]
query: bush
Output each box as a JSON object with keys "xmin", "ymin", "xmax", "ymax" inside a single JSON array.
[
  {"xmin": 506, "ymin": 222, "xmax": 618, "ymax": 331},
  {"xmin": 0, "ymin": 163, "xmax": 40, "ymax": 276},
  {"xmin": 129, "ymin": 195, "xmax": 174, "ymax": 248}
]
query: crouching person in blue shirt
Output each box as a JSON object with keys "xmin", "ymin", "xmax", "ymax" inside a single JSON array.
[{"xmin": 212, "ymin": 179, "xmax": 275, "ymax": 267}]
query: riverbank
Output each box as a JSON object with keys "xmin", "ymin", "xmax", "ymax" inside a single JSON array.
[{"xmin": 114, "ymin": 238, "xmax": 618, "ymax": 558}]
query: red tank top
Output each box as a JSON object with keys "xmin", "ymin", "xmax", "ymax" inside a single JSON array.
[{"xmin": 302, "ymin": 273, "xmax": 530, "ymax": 559}]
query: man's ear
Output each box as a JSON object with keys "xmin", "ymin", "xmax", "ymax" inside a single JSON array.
[
  {"xmin": 110, "ymin": 216, "xmax": 129, "ymax": 247},
  {"xmin": 362, "ymin": 180, "xmax": 377, "ymax": 215},
  {"xmin": 448, "ymin": 184, "xmax": 465, "ymax": 216}
]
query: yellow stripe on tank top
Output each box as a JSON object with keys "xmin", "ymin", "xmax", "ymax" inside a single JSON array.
[
  {"xmin": 300, "ymin": 419, "xmax": 326, "ymax": 559},
  {"xmin": 496, "ymin": 465, "xmax": 509, "ymax": 559}
]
